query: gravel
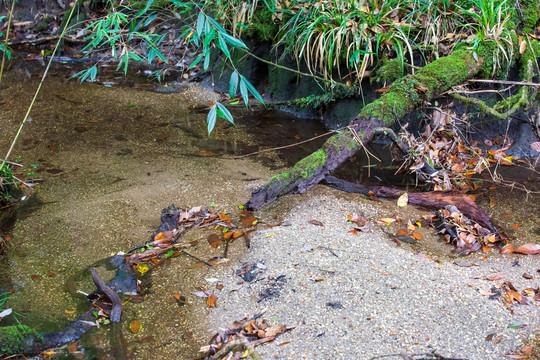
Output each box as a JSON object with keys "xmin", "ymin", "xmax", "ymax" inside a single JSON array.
[{"xmin": 207, "ymin": 194, "xmax": 540, "ymax": 360}]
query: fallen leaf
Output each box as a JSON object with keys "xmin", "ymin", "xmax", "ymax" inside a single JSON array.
[
  {"xmin": 505, "ymin": 355, "xmax": 528, "ymax": 359},
  {"xmin": 486, "ymin": 273, "xmax": 506, "ymax": 281},
  {"xmin": 308, "ymin": 220, "xmax": 324, "ymax": 226},
  {"xmin": 397, "ymin": 192, "xmax": 408, "ymax": 207},
  {"xmin": 216, "ymin": 284, "xmax": 224, "ymax": 290},
  {"xmin": 506, "ymin": 290, "xmax": 522, "ymax": 304},
  {"xmin": 501, "ymin": 244, "xmax": 514, "ymax": 254},
  {"xmin": 265, "ymin": 323, "xmax": 287, "ymax": 337},
  {"xmin": 207, "ymin": 294, "xmax": 217, "ymax": 308},
  {"xmin": 511, "ymin": 224, "xmax": 522, "ymax": 228},
  {"xmin": 219, "ymin": 214, "xmax": 231, "ymax": 223},
  {"xmin": 137, "ymin": 336, "xmax": 155, "ymax": 343},
  {"xmin": 522, "ymin": 273, "xmax": 533, "ymax": 279},
  {"xmin": 130, "ymin": 320, "xmax": 142, "ymax": 334},
  {"xmin": 0, "ymin": 308, "xmax": 12, "ymax": 319},
  {"xmin": 397, "ymin": 228, "xmax": 409, "ymax": 236},
  {"xmin": 136, "ymin": 263, "xmax": 149, "ymax": 275},
  {"xmin": 514, "ymin": 243, "xmax": 540, "ymax": 255},
  {"xmin": 489, "ymin": 197, "xmax": 496, "ymax": 208},
  {"xmin": 45, "ymin": 270, "xmax": 55, "ymax": 277},
  {"xmin": 191, "ymin": 291, "xmax": 209, "ymax": 298},
  {"xmin": 223, "ymin": 232, "xmax": 233, "ymax": 239},
  {"xmin": 233, "ymin": 231, "xmax": 243, "ymax": 238},
  {"xmin": 412, "ymin": 232, "xmax": 423, "ymax": 240},
  {"xmin": 348, "ymin": 229, "xmax": 358, "ymax": 235},
  {"xmin": 208, "ymin": 234, "xmax": 222, "ymax": 248},
  {"xmin": 521, "ymin": 345, "xmax": 533, "ymax": 355},
  {"xmin": 173, "ymin": 294, "xmax": 181, "ymax": 300},
  {"xmin": 241, "ymin": 215, "xmax": 257, "ymax": 227},
  {"xmin": 378, "ymin": 218, "xmax": 396, "ymax": 224}
]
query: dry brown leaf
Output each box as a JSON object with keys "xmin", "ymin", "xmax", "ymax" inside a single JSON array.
[
  {"xmin": 501, "ymin": 244, "xmax": 514, "ymax": 254},
  {"xmin": 514, "ymin": 243, "xmax": 540, "ymax": 255},
  {"xmin": 130, "ymin": 320, "xmax": 142, "ymax": 334},
  {"xmin": 521, "ymin": 345, "xmax": 533, "ymax": 355},
  {"xmin": 519, "ymin": 40, "xmax": 527, "ymax": 54},
  {"xmin": 223, "ymin": 232, "xmax": 233, "ymax": 239},
  {"xmin": 241, "ymin": 215, "xmax": 257, "ymax": 228},
  {"xmin": 378, "ymin": 218, "xmax": 396, "ymax": 224},
  {"xmin": 397, "ymin": 192, "xmax": 408, "ymax": 207},
  {"xmin": 207, "ymin": 294, "xmax": 217, "ymax": 308},
  {"xmin": 489, "ymin": 197, "xmax": 496, "ymax": 208},
  {"xmin": 348, "ymin": 229, "xmax": 358, "ymax": 235},
  {"xmin": 486, "ymin": 273, "xmax": 506, "ymax": 281},
  {"xmin": 233, "ymin": 231, "xmax": 243, "ymax": 239},
  {"xmin": 265, "ymin": 323, "xmax": 287, "ymax": 337},
  {"xmin": 511, "ymin": 224, "xmax": 522, "ymax": 229},
  {"xmin": 397, "ymin": 228, "xmax": 409, "ymax": 236},
  {"xmin": 412, "ymin": 232, "xmax": 423, "ymax": 240},
  {"xmin": 308, "ymin": 220, "xmax": 324, "ymax": 226},
  {"xmin": 505, "ymin": 355, "xmax": 528, "ymax": 359},
  {"xmin": 506, "ymin": 290, "xmax": 522, "ymax": 304},
  {"xmin": 219, "ymin": 214, "xmax": 231, "ymax": 223},
  {"xmin": 208, "ymin": 234, "xmax": 222, "ymax": 248}
]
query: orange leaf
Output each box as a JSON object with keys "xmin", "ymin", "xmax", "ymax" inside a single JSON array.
[
  {"xmin": 511, "ymin": 224, "xmax": 522, "ymax": 228},
  {"xmin": 208, "ymin": 234, "xmax": 222, "ymax": 248},
  {"xmin": 521, "ymin": 345, "xmax": 533, "ymax": 355},
  {"xmin": 514, "ymin": 243, "xmax": 540, "ymax": 255},
  {"xmin": 397, "ymin": 228, "xmax": 409, "ymax": 236},
  {"xmin": 154, "ymin": 232, "xmax": 166, "ymax": 240},
  {"xmin": 223, "ymin": 232, "xmax": 233, "ymax": 239},
  {"xmin": 241, "ymin": 215, "xmax": 257, "ymax": 228},
  {"xmin": 206, "ymin": 294, "xmax": 217, "ymax": 308},
  {"xmin": 219, "ymin": 214, "xmax": 231, "ymax": 223},
  {"xmin": 348, "ymin": 229, "xmax": 358, "ymax": 235},
  {"xmin": 486, "ymin": 273, "xmax": 506, "ymax": 281},
  {"xmin": 130, "ymin": 320, "xmax": 142, "ymax": 334},
  {"xmin": 173, "ymin": 294, "xmax": 181, "ymax": 300},
  {"xmin": 233, "ymin": 231, "xmax": 243, "ymax": 238},
  {"xmin": 412, "ymin": 232, "xmax": 423, "ymax": 240},
  {"xmin": 501, "ymin": 244, "xmax": 514, "ymax": 254}
]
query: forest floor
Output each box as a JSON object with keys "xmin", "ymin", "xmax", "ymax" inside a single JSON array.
[{"xmin": 203, "ymin": 186, "xmax": 540, "ymax": 360}]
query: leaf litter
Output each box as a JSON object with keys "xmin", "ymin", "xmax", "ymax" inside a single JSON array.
[{"xmin": 199, "ymin": 309, "xmax": 291, "ymax": 359}]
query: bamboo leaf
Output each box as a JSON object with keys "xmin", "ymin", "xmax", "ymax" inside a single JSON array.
[
  {"xmin": 207, "ymin": 104, "xmax": 217, "ymax": 134},
  {"xmin": 196, "ymin": 13, "xmax": 205, "ymax": 36},
  {"xmin": 218, "ymin": 34, "xmax": 230, "ymax": 58},
  {"xmin": 241, "ymin": 76, "xmax": 264, "ymax": 104},
  {"xmin": 229, "ymin": 71, "xmax": 239, "ymax": 99},
  {"xmin": 239, "ymin": 77, "xmax": 249, "ymax": 107},
  {"xmin": 217, "ymin": 103, "xmax": 235, "ymax": 125}
]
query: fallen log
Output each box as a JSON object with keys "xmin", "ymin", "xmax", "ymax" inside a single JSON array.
[
  {"xmin": 324, "ymin": 176, "xmax": 495, "ymax": 232},
  {"xmin": 245, "ymin": 48, "xmax": 485, "ymax": 211}
]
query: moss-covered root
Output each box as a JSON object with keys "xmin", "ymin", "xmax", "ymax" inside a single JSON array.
[
  {"xmin": 0, "ymin": 325, "xmax": 43, "ymax": 357},
  {"xmin": 245, "ymin": 48, "xmax": 486, "ymax": 210}
]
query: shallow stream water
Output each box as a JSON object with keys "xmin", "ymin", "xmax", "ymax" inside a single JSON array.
[{"xmin": 0, "ymin": 59, "xmax": 539, "ymax": 359}]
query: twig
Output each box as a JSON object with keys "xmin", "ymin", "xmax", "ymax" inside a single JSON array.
[
  {"xmin": 181, "ymin": 249, "xmax": 212, "ymax": 267},
  {"xmin": 90, "ymin": 267, "xmax": 122, "ymax": 322},
  {"xmin": 0, "ymin": 0, "xmax": 15, "ymax": 85},
  {"xmin": 234, "ymin": 129, "xmax": 340, "ymax": 159},
  {"xmin": 466, "ymin": 79, "xmax": 539, "ymax": 87},
  {"xmin": 0, "ymin": 158, "xmax": 22, "ymax": 167}
]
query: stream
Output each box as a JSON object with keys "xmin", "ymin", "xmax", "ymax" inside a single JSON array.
[{"xmin": 1, "ymin": 59, "xmax": 539, "ymax": 359}]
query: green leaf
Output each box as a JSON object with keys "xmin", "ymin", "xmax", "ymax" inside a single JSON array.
[
  {"xmin": 207, "ymin": 104, "xmax": 217, "ymax": 134},
  {"xmin": 188, "ymin": 53, "xmax": 204, "ymax": 70},
  {"xmin": 221, "ymin": 32, "xmax": 248, "ymax": 50},
  {"xmin": 203, "ymin": 51, "xmax": 210, "ymax": 71},
  {"xmin": 217, "ymin": 103, "xmax": 234, "ymax": 125},
  {"xmin": 218, "ymin": 34, "xmax": 230, "ymax": 58},
  {"xmin": 229, "ymin": 71, "xmax": 239, "ymax": 99},
  {"xmin": 241, "ymin": 76, "xmax": 264, "ymax": 104},
  {"xmin": 196, "ymin": 13, "xmax": 205, "ymax": 36},
  {"xmin": 239, "ymin": 77, "xmax": 249, "ymax": 107}
]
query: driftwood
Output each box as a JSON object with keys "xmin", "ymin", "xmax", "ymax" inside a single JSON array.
[
  {"xmin": 245, "ymin": 48, "xmax": 485, "ymax": 211},
  {"xmin": 324, "ymin": 176, "xmax": 495, "ymax": 232},
  {"xmin": 90, "ymin": 267, "xmax": 122, "ymax": 322}
]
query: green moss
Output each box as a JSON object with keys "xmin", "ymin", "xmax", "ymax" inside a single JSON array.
[
  {"xmin": 270, "ymin": 148, "xmax": 327, "ymax": 184},
  {"xmin": 493, "ymin": 92, "xmax": 523, "ymax": 112},
  {"xmin": 325, "ymin": 131, "xmax": 359, "ymax": 153},
  {"xmin": 520, "ymin": 40, "xmax": 540, "ymax": 79},
  {"xmin": 0, "ymin": 325, "xmax": 42, "ymax": 356},
  {"xmin": 519, "ymin": 0, "xmax": 540, "ymax": 33},
  {"xmin": 242, "ymin": 9, "xmax": 279, "ymax": 41},
  {"xmin": 372, "ymin": 58, "xmax": 403, "ymax": 84}
]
